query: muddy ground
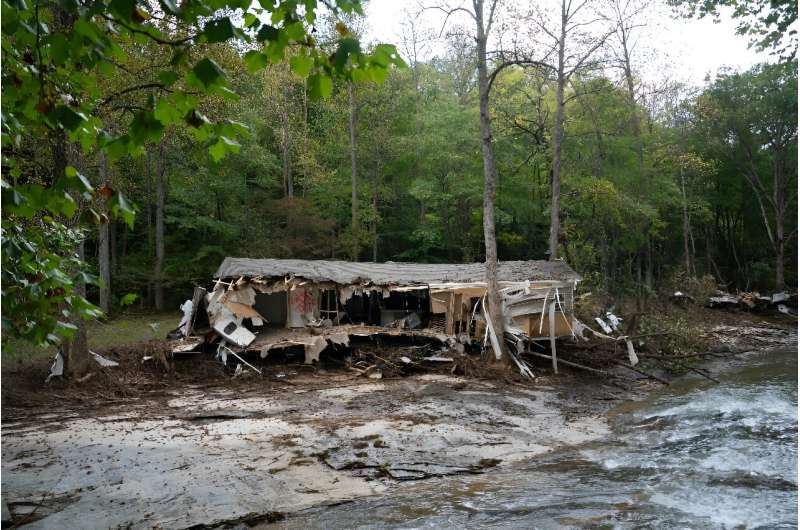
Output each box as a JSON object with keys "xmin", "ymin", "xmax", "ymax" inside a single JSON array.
[{"xmin": 1, "ymin": 312, "xmax": 796, "ymax": 529}]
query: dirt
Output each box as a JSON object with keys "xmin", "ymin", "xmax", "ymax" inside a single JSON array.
[{"xmin": 1, "ymin": 307, "xmax": 795, "ymax": 529}]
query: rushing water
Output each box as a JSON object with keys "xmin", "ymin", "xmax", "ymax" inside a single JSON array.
[{"xmin": 274, "ymin": 349, "xmax": 797, "ymax": 529}]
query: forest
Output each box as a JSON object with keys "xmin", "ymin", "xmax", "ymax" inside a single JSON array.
[{"xmin": 1, "ymin": 0, "xmax": 797, "ymax": 356}]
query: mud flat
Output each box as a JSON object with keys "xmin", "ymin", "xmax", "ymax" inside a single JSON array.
[{"xmin": 1, "ymin": 320, "xmax": 794, "ymax": 528}]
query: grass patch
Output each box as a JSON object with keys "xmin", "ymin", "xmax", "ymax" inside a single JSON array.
[{"xmin": 2, "ymin": 312, "xmax": 179, "ymax": 365}]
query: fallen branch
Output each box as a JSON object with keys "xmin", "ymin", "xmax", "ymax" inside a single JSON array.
[
  {"xmin": 667, "ymin": 360, "xmax": 721, "ymax": 384},
  {"xmin": 526, "ymin": 352, "xmax": 610, "ymax": 375},
  {"xmin": 616, "ymin": 362, "xmax": 671, "ymax": 385}
]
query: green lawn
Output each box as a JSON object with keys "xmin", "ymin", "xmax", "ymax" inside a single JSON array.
[{"xmin": 2, "ymin": 312, "xmax": 181, "ymax": 364}]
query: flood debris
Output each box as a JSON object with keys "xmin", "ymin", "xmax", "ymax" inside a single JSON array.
[
  {"xmin": 45, "ymin": 351, "xmax": 64, "ymax": 383},
  {"xmin": 707, "ymin": 290, "xmax": 797, "ymax": 313},
  {"xmin": 174, "ymin": 258, "xmax": 582, "ymax": 378},
  {"xmin": 90, "ymin": 351, "xmax": 119, "ymax": 368}
]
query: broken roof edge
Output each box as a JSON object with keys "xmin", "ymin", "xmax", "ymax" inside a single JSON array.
[{"xmin": 213, "ymin": 257, "xmax": 582, "ymax": 285}]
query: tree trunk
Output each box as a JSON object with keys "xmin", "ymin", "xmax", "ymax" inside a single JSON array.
[
  {"xmin": 64, "ymin": 239, "xmax": 92, "ymax": 378},
  {"xmin": 98, "ymin": 151, "xmax": 111, "ymax": 314},
  {"xmin": 372, "ymin": 157, "xmax": 380, "ymax": 262},
  {"xmin": 52, "ymin": 131, "xmax": 92, "ymax": 378},
  {"xmin": 475, "ymin": 0, "xmax": 506, "ymax": 361},
  {"xmin": 281, "ymin": 110, "xmax": 293, "ymax": 197},
  {"xmin": 680, "ymin": 163, "xmax": 693, "ymax": 276},
  {"xmin": 348, "ymin": 82, "xmax": 359, "ymax": 261},
  {"xmin": 154, "ymin": 139, "xmax": 166, "ymax": 312},
  {"xmin": 548, "ymin": 14, "xmax": 566, "ymax": 261},
  {"xmin": 145, "ymin": 146, "xmax": 154, "ymax": 306}
]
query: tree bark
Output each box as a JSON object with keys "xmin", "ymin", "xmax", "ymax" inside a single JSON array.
[
  {"xmin": 372, "ymin": 157, "xmax": 380, "ymax": 262},
  {"xmin": 98, "ymin": 151, "xmax": 111, "ymax": 314},
  {"xmin": 679, "ymin": 162, "xmax": 694, "ymax": 276},
  {"xmin": 475, "ymin": 0, "xmax": 507, "ymax": 361},
  {"xmin": 52, "ymin": 131, "xmax": 92, "ymax": 377},
  {"xmin": 154, "ymin": 139, "xmax": 166, "ymax": 311},
  {"xmin": 348, "ymin": 82, "xmax": 359, "ymax": 261},
  {"xmin": 281, "ymin": 109, "xmax": 293, "ymax": 197},
  {"xmin": 548, "ymin": 7, "xmax": 566, "ymax": 261}
]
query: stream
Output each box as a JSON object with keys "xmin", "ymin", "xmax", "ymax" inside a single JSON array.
[{"xmin": 271, "ymin": 349, "xmax": 797, "ymax": 529}]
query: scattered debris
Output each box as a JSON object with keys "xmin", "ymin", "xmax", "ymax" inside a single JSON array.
[
  {"xmin": 45, "ymin": 351, "xmax": 64, "ymax": 383},
  {"xmin": 90, "ymin": 351, "xmax": 119, "ymax": 368}
]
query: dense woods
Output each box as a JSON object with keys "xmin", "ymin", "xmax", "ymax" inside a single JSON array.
[{"xmin": 2, "ymin": 0, "xmax": 797, "ymax": 356}]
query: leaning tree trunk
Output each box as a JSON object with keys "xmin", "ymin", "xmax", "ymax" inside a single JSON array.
[
  {"xmin": 475, "ymin": 2, "xmax": 507, "ymax": 361},
  {"xmin": 98, "ymin": 151, "xmax": 111, "ymax": 314},
  {"xmin": 348, "ymin": 82, "xmax": 359, "ymax": 261},
  {"xmin": 154, "ymin": 139, "xmax": 166, "ymax": 311}
]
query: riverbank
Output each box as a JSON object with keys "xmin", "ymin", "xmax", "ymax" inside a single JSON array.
[{"xmin": 1, "ymin": 312, "xmax": 795, "ymax": 528}]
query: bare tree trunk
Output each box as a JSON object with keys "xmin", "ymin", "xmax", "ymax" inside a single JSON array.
[
  {"xmin": 679, "ymin": 163, "xmax": 693, "ymax": 275},
  {"xmin": 548, "ymin": 82, "xmax": 565, "ymax": 260},
  {"xmin": 548, "ymin": 12, "xmax": 566, "ymax": 261},
  {"xmin": 475, "ymin": 0, "xmax": 506, "ymax": 361},
  {"xmin": 145, "ymin": 146, "xmax": 154, "ymax": 306},
  {"xmin": 154, "ymin": 139, "xmax": 166, "ymax": 312},
  {"xmin": 372, "ymin": 157, "xmax": 380, "ymax": 262},
  {"xmin": 281, "ymin": 110, "xmax": 293, "ymax": 198},
  {"xmin": 348, "ymin": 82, "xmax": 359, "ymax": 261},
  {"xmin": 98, "ymin": 151, "xmax": 111, "ymax": 314}
]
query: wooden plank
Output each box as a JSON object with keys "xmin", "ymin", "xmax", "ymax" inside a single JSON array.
[{"xmin": 548, "ymin": 301, "xmax": 558, "ymax": 374}]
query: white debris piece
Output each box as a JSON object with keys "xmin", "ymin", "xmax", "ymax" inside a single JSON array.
[
  {"xmin": 606, "ymin": 312, "xmax": 622, "ymax": 331},
  {"xmin": 178, "ymin": 299, "xmax": 194, "ymax": 337},
  {"xmin": 45, "ymin": 351, "xmax": 64, "ymax": 383},
  {"xmin": 91, "ymin": 351, "xmax": 119, "ymax": 367},
  {"xmin": 625, "ymin": 339, "xmax": 639, "ymax": 366},
  {"xmin": 594, "ymin": 317, "xmax": 613, "ymax": 334},
  {"xmin": 213, "ymin": 316, "xmax": 255, "ymax": 348},
  {"xmin": 772, "ymin": 292, "xmax": 790, "ymax": 304}
]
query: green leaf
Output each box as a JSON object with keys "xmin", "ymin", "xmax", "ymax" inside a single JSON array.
[
  {"xmin": 285, "ymin": 21, "xmax": 305, "ymax": 41},
  {"xmin": 290, "ymin": 54, "xmax": 314, "ymax": 77},
  {"xmin": 308, "ymin": 73, "xmax": 333, "ymax": 99},
  {"xmin": 209, "ymin": 136, "xmax": 241, "ymax": 162},
  {"xmin": 244, "ymin": 13, "xmax": 259, "ymax": 28},
  {"xmin": 129, "ymin": 111, "xmax": 164, "ymax": 145},
  {"xmin": 158, "ymin": 70, "xmax": 180, "ymax": 86},
  {"xmin": 244, "ymin": 50, "xmax": 269, "ymax": 73},
  {"xmin": 202, "ymin": 16, "xmax": 234, "ymax": 43},
  {"xmin": 53, "ymin": 106, "xmax": 87, "ymax": 131},
  {"xmin": 256, "ymin": 24, "xmax": 279, "ymax": 42},
  {"xmin": 109, "ymin": 192, "xmax": 136, "ymax": 229},
  {"xmin": 155, "ymin": 98, "xmax": 182, "ymax": 125},
  {"xmin": 334, "ymin": 37, "xmax": 361, "ymax": 71},
  {"xmin": 54, "ymin": 320, "xmax": 78, "ymax": 338},
  {"xmin": 192, "ymin": 57, "xmax": 226, "ymax": 88}
]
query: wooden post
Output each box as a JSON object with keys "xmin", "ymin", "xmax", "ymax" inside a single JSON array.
[{"xmin": 548, "ymin": 301, "xmax": 558, "ymax": 374}]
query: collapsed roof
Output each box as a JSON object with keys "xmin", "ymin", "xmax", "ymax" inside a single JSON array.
[{"xmin": 214, "ymin": 258, "xmax": 581, "ymax": 285}]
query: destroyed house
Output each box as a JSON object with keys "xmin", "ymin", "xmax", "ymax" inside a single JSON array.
[{"xmin": 186, "ymin": 258, "xmax": 581, "ymax": 364}]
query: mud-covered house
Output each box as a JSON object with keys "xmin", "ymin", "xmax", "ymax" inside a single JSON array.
[{"xmin": 179, "ymin": 258, "xmax": 581, "ymax": 367}]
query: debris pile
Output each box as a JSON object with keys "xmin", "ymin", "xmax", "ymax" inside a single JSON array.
[{"xmin": 705, "ymin": 290, "xmax": 796, "ymax": 315}]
